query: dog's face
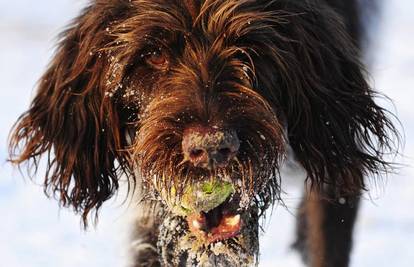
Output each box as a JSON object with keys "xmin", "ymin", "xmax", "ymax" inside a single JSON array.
[
  {"xmin": 9, "ymin": 0, "xmax": 398, "ymax": 266},
  {"xmin": 121, "ymin": 1, "xmax": 285, "ymax": 263}
]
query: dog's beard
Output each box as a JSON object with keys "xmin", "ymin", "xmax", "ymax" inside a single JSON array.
[
  {"xmin": 136, "ymin": 158, "xmax": 281, "ymax": 266},
  {"xmin": 132, "ymin": 106, "xmax": 284, "ymax": 265},
  {"xmin": 157, "ymin": 209, "xmax": 260, "ymax": 267}
]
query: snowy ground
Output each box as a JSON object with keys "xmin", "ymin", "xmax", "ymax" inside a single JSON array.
[{"xmin": 0, "ymin": 1, "xmax": 413, "ymax": 266}]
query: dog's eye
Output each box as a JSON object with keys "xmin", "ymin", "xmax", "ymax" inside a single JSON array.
[{"xmin": 145, "ymin": 50, "xmax": 169, "ymax": 70}]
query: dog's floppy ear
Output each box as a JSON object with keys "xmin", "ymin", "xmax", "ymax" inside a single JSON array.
[
  {"xmin": 8, "ymin": 3, "xmax": 132, "ymax": 225},
  {"xmin": 263, "ymin": 1, "xmax": 399, "ymax": 194}
]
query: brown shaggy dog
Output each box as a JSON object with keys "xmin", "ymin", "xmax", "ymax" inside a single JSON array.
[{"xmin": 9, "ymin": 0, "xmax": 398, "ymax": 266}]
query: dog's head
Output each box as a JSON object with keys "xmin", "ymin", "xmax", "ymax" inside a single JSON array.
[{"xmin": 9, "ymin": 0, "xmax": 397, "ymax": 265}]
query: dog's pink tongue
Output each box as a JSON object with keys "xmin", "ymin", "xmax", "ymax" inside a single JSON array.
[{"xmin": 187, "ymin": 213, "xmax": 242, "ymax": 243}]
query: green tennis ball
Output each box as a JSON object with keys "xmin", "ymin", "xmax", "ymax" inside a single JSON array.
[{"xmin": 170, "ymin": 181, "xmax": 234, "ymax": 216}]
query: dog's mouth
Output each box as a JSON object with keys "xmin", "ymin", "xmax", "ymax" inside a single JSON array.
[
  {"xmin": 156, "ymin": 179, "xmax": 261, "ymax": 266},
  {"xmin": 157, "ymin": 179, "xmax": 248, "ymax": 243},
  {"xmin": 186, "ymin": 198, "xmax": 242, "ymax": 243},
  {"xmin": 158, "ymin": 207, "xmax": 259, "ymax": 266}
]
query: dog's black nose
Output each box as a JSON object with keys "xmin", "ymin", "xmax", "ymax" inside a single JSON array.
[{"xmin": 182, "ymin": 125, "xmax": 240, "ymax": 169}]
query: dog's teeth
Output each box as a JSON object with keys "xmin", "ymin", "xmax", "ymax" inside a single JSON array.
[
  {"xmin": 192, "ymin": 219, "xmax": 202, "ymax": 229},
  {"xmin": 225, "ymin": 214, "xmax": 240, "ymax": 226}
]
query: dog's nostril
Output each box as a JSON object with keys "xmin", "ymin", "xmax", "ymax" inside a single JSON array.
[
  {"xmin": 218, "ymin": 147, "xmax": 232, "ymax": 158},
  {"xmin": 190, "ymin": 148, "xmax": 205, "ymax": 160}
]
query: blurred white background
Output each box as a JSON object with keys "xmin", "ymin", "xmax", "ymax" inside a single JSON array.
[{"xmin": 0, "ymin": 0, "xmax": 413, "ymax": 266}]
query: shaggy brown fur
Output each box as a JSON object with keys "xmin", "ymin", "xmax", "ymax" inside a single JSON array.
[{"xmin": 9, "ymin": 0, "xmax": 398, "ymax": 266}]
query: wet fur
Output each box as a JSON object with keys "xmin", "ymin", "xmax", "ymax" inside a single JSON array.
[{"xmin": 9, "ymin": 0, "xmax": 398, "ymax": 266}]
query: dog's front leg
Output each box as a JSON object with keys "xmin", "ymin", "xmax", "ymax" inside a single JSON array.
[
  {"xmin": 129, "ymin": 201, "xmax": 163, "ymax": 267},
  {"xmin": 294, "ymin": 183, "xmax": 360, "ymax": 267}
]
